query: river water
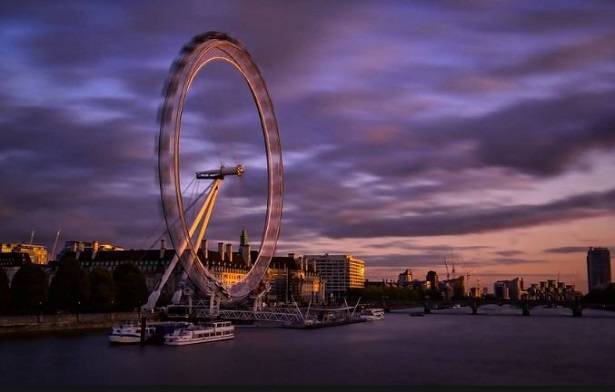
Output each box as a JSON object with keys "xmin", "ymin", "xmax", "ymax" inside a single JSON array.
[{"xmin": 2, "ymin": 305, "xmax": 614, "ymax": 387}]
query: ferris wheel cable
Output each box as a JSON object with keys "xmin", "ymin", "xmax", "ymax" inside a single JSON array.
[{"xmin": 139, "ymin": 176, "xmax": 211, "ymax": 251}]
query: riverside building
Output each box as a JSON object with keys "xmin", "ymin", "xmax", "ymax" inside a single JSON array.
[
  {"xmin": 303, "ymin": 254, "xmax": 365, "ymax": 303},
  {"xmin": 587, "ymin": 247, "xmax": 612, "ymax": 291},
  {"xmin": 1, "ymin": 242, "xmax": 48, "ymax": 264},
  {"xmin": 53, "ymin": 230, "xmax": 325, "ymax": 306}
]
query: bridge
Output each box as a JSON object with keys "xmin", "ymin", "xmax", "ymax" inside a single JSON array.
[
  {"xmin": 420, "ymin": 298, "xmax": 592, "ymax": 317},
  {"xmin": 164, "ymin": 298, "xmax": 363, "ymax": 327}
]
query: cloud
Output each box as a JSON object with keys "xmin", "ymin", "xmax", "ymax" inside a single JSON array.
[
  {"xmin": 310, "ymin": 188, "xmax": 615, "ymax": 240},
  {"xmin": 544, "ymin": 246, "xmax": 590, "ymax": 254},
  {"xmin": 0, "ymin": 0, "xmax": 614, "ymax": 296}
]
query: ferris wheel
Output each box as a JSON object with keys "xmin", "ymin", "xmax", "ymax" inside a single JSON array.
[{"xmin": 143, "ymin": 32, "xmax": 283, "ymax": 311}]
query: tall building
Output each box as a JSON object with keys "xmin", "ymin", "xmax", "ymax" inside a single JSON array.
[
  {"xmin": 587, "ymin": 247, "xmax": 612, "ymax": 290},
  {"xmin": 303, "ymin": 254, "xmax": 365, "ymax": 303},
  {"xmin": 493, "ymin": 278, "xmax": 524, "ymax": 300},
  {"xmin": 425, "ymin": 270, "xmax": 438, "ymax": 291},
  {"xmin": 397, "ymin": 268, "xmax": 413, "ymax": 287}
]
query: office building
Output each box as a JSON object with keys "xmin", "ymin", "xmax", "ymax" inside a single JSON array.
[
  {"xmin": 303, "ymin": 254, "xmax": 365, "ymax": 303},
  {"xmin": 587, "ymin": 247, "xmax": 611, "ymax": 290}
]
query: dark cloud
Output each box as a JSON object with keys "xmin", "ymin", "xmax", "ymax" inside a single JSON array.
[
  {"xmin": 317, "ymin": 188, "xmax": 615, "ymax": 239},
  {"xmin": 544, "ymin": 246, "xmax": 590, "ymax": 254},
  {"xmin": 468, "ymin": 91, "xmax": 615, "ymax": 177},
  {"xmin": 494, "ymin": 250, "xmax": 524, "ymax": 257}
]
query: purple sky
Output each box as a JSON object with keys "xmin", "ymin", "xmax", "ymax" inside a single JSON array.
[{"xmin": 1, "ymin": 0, "xmax": 614, "ymax": 292}]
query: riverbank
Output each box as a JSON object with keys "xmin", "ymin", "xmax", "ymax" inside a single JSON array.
[{"xmin": 0, "ymin": 312, "xmax": 157, "ymax": 338}]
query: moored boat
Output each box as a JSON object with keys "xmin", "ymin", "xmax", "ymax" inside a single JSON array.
[
  {"xmin": 108, "ymin": 320, "xmax": 156, "ymax": 344},
  {"xmin": 163, "ymin": 320, "xmax": 235, "ymax": 346},
  {"xmin": 108, "ymin": 320, "xmax": 193, "ymax": 345},
  {"xmin": 360, "ymin": 308, "xmax": 386, "ymax": 321}
]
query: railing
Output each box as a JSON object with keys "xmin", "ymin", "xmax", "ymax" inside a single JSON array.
[{"xmin": 194, "ymin": 307, "xmax": 303, "ymax": 324}]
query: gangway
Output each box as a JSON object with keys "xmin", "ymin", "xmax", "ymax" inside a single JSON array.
[
  {"xmin": 166, "ymin": 298, "xmax": 304, "ymax": 325},
  {"xmin": 195, "ymin": 304, "xmax": 304, "ymax": 324}
]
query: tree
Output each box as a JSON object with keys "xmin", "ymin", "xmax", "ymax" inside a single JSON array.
[
  {"xmin": 48, "ymin": 259, "xmax": 90, "ymax": 313},
  {"xmin": 9, "ymin": 263, "xmax": 48, "ymax": 315},
  {"xmin": 113, "ymin": 263, "xmax": 148, "ymax": 312},
  {"xmin": 89, "ymin": 268, "xmax": 116, "ymax": 312},
  {"xmin": 0, "ymin": 268, "xmax": 10, "ymax": 315}
]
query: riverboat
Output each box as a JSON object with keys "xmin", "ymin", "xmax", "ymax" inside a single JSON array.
[
  {"xmin": 163, "ymin": 321, "xmax": 235, "ymax": 346},
  {"xmin": 108, "ymin": 320, "xmax": 192, "ymax": 345},
  {"xmin": 108, "ymin": 320, "xmax": 156, "ymax": 344},
  {"xmin": 359, "ymin": 308, "xmax": 386, "ymax": 321}
]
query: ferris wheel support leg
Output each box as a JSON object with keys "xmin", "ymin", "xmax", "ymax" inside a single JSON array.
[
  {"xmin": 142, "ymin": 180, "xmax": 222, "ymax": 313},
  {"xmin": 179, "ymin": 179, "xmax": 221, "ymax": 284},
  {"xmin": 209, "ymin": 289, "xmax": 221, "ymax": 317},
  {"xmin": 252, "ymin": 282, "xmax": 271, "ymax": 312}
]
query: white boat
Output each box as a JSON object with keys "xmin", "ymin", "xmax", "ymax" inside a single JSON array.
[
  {"xmin": 360, "ymin": 308, "xmax": 386, "ymax": 321},
  {"xmin": 164, "ymin": 320, "xmax": 235, "ymax": 346},
  {"xmin": 108, "ymin": 320, "xmax": 156, "ymax": 344},
  {"xmin": 108, "ymin": 320, "xmax": 192, "ymax": 344}
]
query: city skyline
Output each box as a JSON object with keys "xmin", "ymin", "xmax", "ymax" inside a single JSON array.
[{"xmin": 1, "ymin": 1, "xmax": 614, "ymax": 292}]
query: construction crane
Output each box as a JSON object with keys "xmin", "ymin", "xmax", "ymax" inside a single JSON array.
[
  {"xmin": 476, "ymin": 273, "xmax": 481, "ymax": 298},
  {"xmin": 451, "ymin": 259, "xmax": 456, "ymax": 280},
  {"xmin": 459, "ymin": 258, "xmax": 471, "ymax": 298}
]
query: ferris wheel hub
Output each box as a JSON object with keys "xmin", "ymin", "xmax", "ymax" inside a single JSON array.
[{"xmin": 196, "ymin": 165, "xmax": 244, "ymax": 180}]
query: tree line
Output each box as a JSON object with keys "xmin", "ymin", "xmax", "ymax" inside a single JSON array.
[{"xmin": 0, "ymin": 260, "xmax": 149, "ymax": 315}]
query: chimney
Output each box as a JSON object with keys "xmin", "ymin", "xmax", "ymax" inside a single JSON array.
[
  {"xmin": 218, "ymin": 242, "xmax": 225, "ymax": 262},
  {"xmin": 243, "ymin": 244, "xmax": 251, "ymax": 267},
  {"xmin": 92, "ymin": 240, "xmax": 99, "ymax": 260},
  {"xmin": 201, "ymin": 239, "xmax": 208, "ymax": 260},
  {"xmin": 160, "ymin": 238, "xmax": 166, "ymax": 259},
  {"xmin": 226, "ymin": 243, "xmax": 233, "ymax": 262}
]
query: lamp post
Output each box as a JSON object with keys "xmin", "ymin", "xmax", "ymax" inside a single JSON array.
[
  {"xmin": 77, "ymin": 300, "xmax": 81, "ymax": 322},
  {"xmin": 37, "ymin": 301, "xmax": 42, "ymax": 323}
]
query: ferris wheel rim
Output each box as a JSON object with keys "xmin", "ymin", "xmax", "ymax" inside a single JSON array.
[{"xmin": 158, "ymin": 31, "xmax": 283, "ymax": 301}]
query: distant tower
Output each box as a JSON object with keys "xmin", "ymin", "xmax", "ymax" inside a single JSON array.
[
  {"xmin": 240, "ymin": 226, "xmax": 248, "ymax": 247},
  {"xmin": 239, "ymin": 227, "xmax": 251, "ymax": 267},
  {"xmin": 587, "ymin": 247, "xmax": 612, "ymax": 290},
  {"xmin": 397, "ymin": 269, "xmax": 413, "ymax": 288},
  {"xmin": 426, "ymin": 270, "xmax": 439, "ymax": 292}
]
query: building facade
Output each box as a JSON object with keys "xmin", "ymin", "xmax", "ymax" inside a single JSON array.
[
  {"xmin": 53, "ymin": 233, "xmax": 324, "ymax": 307},
  {"xmin": 397, "ymin": 269, "xmax": 413, "ymax": 287},
  {"xmin": 1, "ymin": 242, "xmax": 48, "ymax": 264},
  {"xmin": 587, "ymin": 247, "xmax": 612, "ymax": 291},
  {"xmin": 493, "ymin": 277, "xmax": 524, "ymax": 300},
  {"xmin": 303, "ymin": 254, "xmax": 365, "ymax": 303}
]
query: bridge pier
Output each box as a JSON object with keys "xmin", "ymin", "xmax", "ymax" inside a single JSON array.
[
  {"xmin": 470, "ymin": 302, "xmax": 478, "ymax": 315},
  {"xmin": 572, "ymin": 304, "xmax": 583, "ymax": 317},
  {"xmin": 423, "ymin": 302, "xmax": 431, "ymax": 314},
  {"xmin": 140, "ymin": 316, "xmax": 147, "ymax": 344},
  {"xmin": 521, "ymin": 302, "xmax": 530, "ymax": 316}
]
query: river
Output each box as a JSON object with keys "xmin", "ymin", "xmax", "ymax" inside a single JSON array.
[{"xmin": 1, "ymin": 304, "xmax": 614, "ymax": 387}]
